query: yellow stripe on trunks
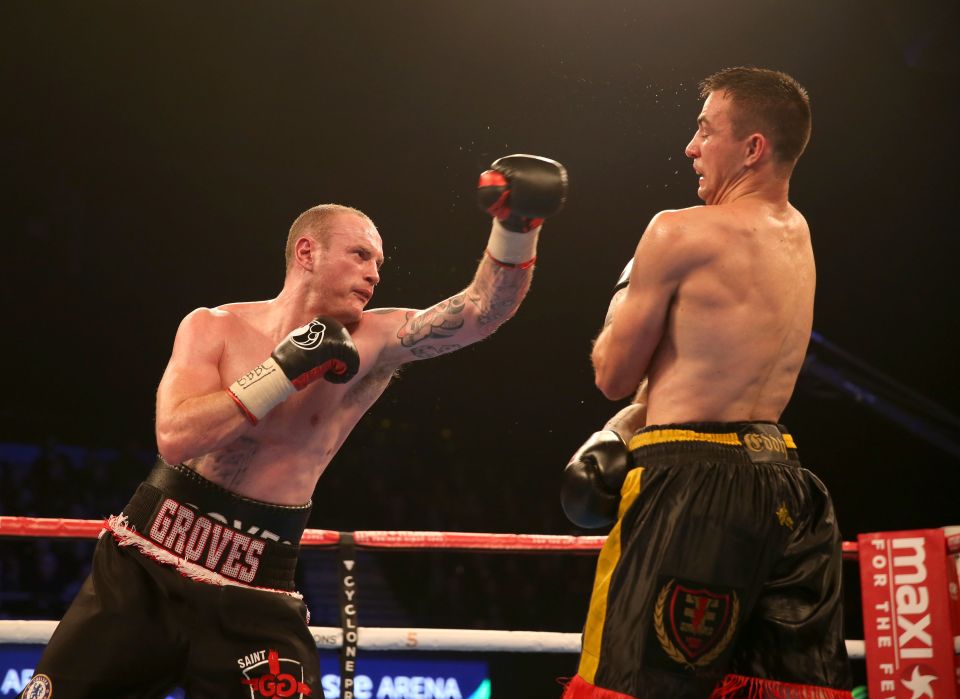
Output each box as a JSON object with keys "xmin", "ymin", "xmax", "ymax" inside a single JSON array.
[
  {"xmin": 577, "ymin": 466, "xmax": 644, "ymax": 683},
  {"xmin": 628, "ymin": 428, "xmax": 796, "ymax": 451}
]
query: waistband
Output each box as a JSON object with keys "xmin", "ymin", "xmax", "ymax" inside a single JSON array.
[
  {"xmin": 142, "ymin": 460, "xmax": 312, "ymax": 543},
  {"xmin": 628, "ymin": 421, "xmax": 799, "ymax": 465},
  {"xmin": 115, "ymin": 460, "xmax": 310, "ymax": 592}
]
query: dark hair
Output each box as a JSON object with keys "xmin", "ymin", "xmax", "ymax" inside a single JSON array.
[
  {"xmin": 699, "ymin": 67, "xmax": 811, "ymax": 164},
  {"xmin": 284, "ymin": 204, "xmax": 372, "ymax": 271}
]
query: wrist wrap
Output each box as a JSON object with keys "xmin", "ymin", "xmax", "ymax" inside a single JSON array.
[
  {"xmin": 226, "ymin": 357, "xmax": 296, "ymax": 424},
  {"xmin": 486, "ymin": 218, "xmax": 539, "ymax": 266}
]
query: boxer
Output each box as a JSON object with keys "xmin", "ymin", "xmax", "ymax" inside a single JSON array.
[
  {"xmin": 23, "ymin": 154, "xmax": 567, "ymax": 699},
  {"xmin": 561, "ymin": 68, "xmax": 852, "ymax": 699}
]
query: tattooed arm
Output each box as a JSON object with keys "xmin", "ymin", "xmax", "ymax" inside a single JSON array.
[
  {"xmin": 367, "ymin": 253, "xmax": 534, "ymax": 365},
  {"xmin": 363, "ymin": 153, "xmax": 568, "ymax": 366}
]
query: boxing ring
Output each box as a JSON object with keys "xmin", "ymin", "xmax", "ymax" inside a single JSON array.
[{"xmin": 1, "ymin": 517, "xmax": 958, "ymax": 698}]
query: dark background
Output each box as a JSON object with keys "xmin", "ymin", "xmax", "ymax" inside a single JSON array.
[{"xmin": 1, "ymin": 0, "xmax": 958, "ymax": 691}]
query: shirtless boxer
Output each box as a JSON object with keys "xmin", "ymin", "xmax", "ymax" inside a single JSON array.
[
  {"xmin": 22, "ymin": 154, "xmax": 567, "ymax": 699},
  {"xmin": 560, "ymin": 68, "xmax": 852, "ymax": 698}
]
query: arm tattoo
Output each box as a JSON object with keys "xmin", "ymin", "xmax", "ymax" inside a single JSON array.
[
  {"xmin": 397, "ymin": 294, "xmax": 467, "ymax": 348},
  {"xmin": 392, "ymin": 257, "xmax": 530, "ymax": 358},
  {"xmin": 467, "ymin": 256, "xmax": 531, "ymax": 327},
  {"xmin": 187, "ymin": 436, "xmax": 260, "ymax": 488}
]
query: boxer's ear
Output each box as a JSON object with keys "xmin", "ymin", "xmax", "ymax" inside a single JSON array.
[
  {"xmin": 744, "ymin": 133, "xmax": 766, "ymax": 167},
  {"xmin": 294, "ymin": 236, "xmax": 317, "ymax": 271}
]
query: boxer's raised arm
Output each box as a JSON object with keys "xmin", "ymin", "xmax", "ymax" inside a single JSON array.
[
  {"xmin": 373, "ymin": 154, "xmax": 567, "ymax": 365},
  {"xmin": 369, "ymin": 253, "xmax": 532, "ymax": 362}
]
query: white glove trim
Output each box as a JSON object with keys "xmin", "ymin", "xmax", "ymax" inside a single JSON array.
[
  {"xmin": 227, "ymin": 357, "xmax": 296, "ymax": 422},
  {"xmin": 486, "ymin": 218, "xmax": 540, "ymax": 265}
]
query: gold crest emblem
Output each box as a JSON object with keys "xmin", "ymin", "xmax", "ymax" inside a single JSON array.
[{"xmin": 654, "ymin": 578, "xmax": 739, "ymax": 668}]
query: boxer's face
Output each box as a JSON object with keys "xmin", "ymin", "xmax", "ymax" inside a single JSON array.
[
  {"xmin": 313, "ymin": 212, "xmax": 383, "ymax": 323},
  {"xmin": 685, "ymin": 90, "xmax": 749, "ymax": 205}
]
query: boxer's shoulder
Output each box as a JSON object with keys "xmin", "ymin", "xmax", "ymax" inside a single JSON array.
[
  {"xmin": 650, "ymin": 205, "xmax": 732, "ymax": 232},
  {"xmin": 175, "ymin": 303, "xmax": 272, "ymax": 349},
  {"xmin": 211, "ymin": 299, "xmax": 274, "ymax": 324},
  {"xmin": 181, "ymin": 301, "xmax": 260, "ymax": 324},
  {"xmin": 668, "ymin": 205, "xmax": 775, "ymax": 257},
  {"xmin": 642, "ymin": 207, "xmax": 712, "ymax": 243},
  {"xmin": 637, "ymin": 207, "xmax": 726, "ymax": 270},
  {"xmin": 175, "ymin": 306, "xmax": 227, "ymax": 336}
]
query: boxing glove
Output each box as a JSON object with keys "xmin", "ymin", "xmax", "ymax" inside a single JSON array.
[
  {"xmin": 477, "ymin": 154, "xmax": 568, "ymax": 233},
  {"xmin": 561, "ymin": 431, "xmax": 630, "ymax": 529},
  {"xmin": 227, "ymin": 317, "xmax": 360, "ymax": 424}
]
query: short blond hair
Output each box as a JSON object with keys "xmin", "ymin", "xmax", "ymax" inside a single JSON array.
[{"xmin": 284, "ymin": 204, "xmax": 372, "ymax": 271}]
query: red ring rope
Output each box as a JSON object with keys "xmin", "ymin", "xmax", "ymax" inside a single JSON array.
[{"xmin": 0, "ymin": 516, "xmax": 861, "ymax": 557}]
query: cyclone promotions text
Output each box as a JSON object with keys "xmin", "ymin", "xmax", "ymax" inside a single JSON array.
[
  {"xmin": 340, "ymin": 553, "xmax": 359, "ymax": 699},
  {"xmin": 149, "ymin": 498, "xmax": 265, "ymax": 583}
]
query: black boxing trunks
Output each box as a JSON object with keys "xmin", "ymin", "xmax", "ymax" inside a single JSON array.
[
  {"xmin": 563, "ymin": 423, "xmax": 852, "ymax": 699},
  {"xmin": 23, "ymin": 460, "xmax": 319, "ymax": 699}
]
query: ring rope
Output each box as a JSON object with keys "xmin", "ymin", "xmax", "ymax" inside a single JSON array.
[
  {"xmin": 0, "ymin": 620, "xmax": 884, "ymax": 658},
  {"xmin": 0, "ymin": 516, "xmax": 860, "ymax": 557},
  {"xmin": 8, "ymin": 517, "xmax": 959, "ymax": 668}
]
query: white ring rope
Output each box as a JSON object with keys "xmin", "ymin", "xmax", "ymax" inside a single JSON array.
[{"xmin": 0, "ymin": 620, "xmax": 898, "ymax": 660}]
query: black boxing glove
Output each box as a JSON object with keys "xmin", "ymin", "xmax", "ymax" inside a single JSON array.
[
  {"xmin": 227, "ymin": 316, "xmax": 360, "ymax": 424},
  {"xmin": 561, "ymin": 431, "xmax": 630, "ymax": 529},
  {"xmin": 477, "ymin": 154, "xmax": 567, "ymax": 268},
  {"xmin": 477, "ymin": 154, "xmax": 567, "ymax": 233}
]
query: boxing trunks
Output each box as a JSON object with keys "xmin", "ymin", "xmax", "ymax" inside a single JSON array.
[
  {"xmin": 23, "ymin": 460, "xmax": 318, "ymax": 699},
  {"xmin": 564, "ymin": 422, "xmax": 852, "ymax": 699}
]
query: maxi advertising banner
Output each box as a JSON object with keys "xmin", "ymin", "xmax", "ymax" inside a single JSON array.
[
  {"xmin": 858, "ymin": 528, "xmax": 959, "ymax": 699},
  {"xmin": 0, "ymin": 646, "xmax": 490, "ymax": 699}
]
